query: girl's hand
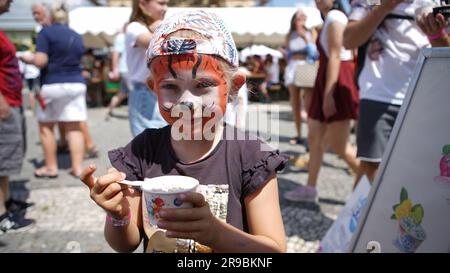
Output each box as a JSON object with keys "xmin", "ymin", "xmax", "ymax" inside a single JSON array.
[
  {"xmin": 80, "ymin": 164, "xmax": 136, "ymax": 219},
  {"xmin": 323, "ymin": 92, "xmax": 336, "ymax": 119},
  {"xmin": 156, "ymin": 192, "xmax": 220, "ymax": 247},
  {"xmin": 416, "ymin": 12, "xmax": 447, "ymax": 36}
]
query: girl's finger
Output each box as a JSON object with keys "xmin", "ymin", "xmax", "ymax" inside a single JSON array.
[
  {"xmin": 177, "ymin": 192, "xmax": 206, "ymax": 208},
  {"xmin": 93, "ymin": 171, "xmax": 126, "ymax": 194},
  {"xmin": 158, "ymin": 207, "xmax": 204, "ymax": 221},
  {"xmin": 436, "ymin": 14, "xmax": 447, "ymax": 30},
  {"xmin": 427, "ymin": 13, "xmax": 438, "ymax": 33},
  {"xmin": 102, "ymin": 182, "xmax": 129, "ymax": 201},
  {"xmin": 103, "ymin": 190, "xmax": 126, "ymax": 215},
  {"xmin": 80, "ymin": 164, "xmax": 97, "ymax": 189},
  {"xmin": 157, "ymin": 220, "xmax": 204, "ymax": 232}
]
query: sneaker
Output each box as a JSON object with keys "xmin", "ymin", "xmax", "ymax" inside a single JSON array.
[
  {"xmin": 5, "ymin": 198, "xmax": 35, "ymax": 214},
  {"xmin": 0, "ymin": 212, "xmax": 35, "ymax": 234},
  {"xmin": 284, "ymin": 185, "xmax": 318, "ymax": 202}
]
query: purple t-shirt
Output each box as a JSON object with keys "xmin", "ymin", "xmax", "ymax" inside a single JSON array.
[{"xmin": 108, "ymin": 125, "xmax": 287, "ymax": 233}]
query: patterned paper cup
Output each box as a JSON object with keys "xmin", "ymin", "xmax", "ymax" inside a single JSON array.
[
  {"xmin": 393, "ymin": 217, "xmax": 426, "ymax": 253},
  {"xmin": 142, "ymin": 176, "xmax": 199, "ymax": 227}
]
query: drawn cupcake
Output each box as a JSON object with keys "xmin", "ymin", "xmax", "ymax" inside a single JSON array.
[{"xmin": 391, "ymin": 188, "xmax": 426, "ymax": 253}]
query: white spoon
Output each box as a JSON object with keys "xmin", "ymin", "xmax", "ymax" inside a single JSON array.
[{"xmin": 118, "ymin": 180, "xmax": 145, "ymax": 187}]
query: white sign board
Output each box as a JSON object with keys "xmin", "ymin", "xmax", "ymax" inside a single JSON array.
[{"xmin": 349, "ymin": 48, "xmax": 450, "ymax": 253}]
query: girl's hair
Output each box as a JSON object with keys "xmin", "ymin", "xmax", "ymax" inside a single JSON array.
[
  {"xmin": 129, "ymin": 0, "xmax": 156, "ymax": 27},
  {"xmin": 51, "ymin": 4, "xmax": 68, "ymax": 25},
  {"xmin": 285, "ymin": 9, "xmax": 308, "ymax": 48}
]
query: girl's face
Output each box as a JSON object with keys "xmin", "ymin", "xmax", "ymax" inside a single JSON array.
[
  {"xmin": 149, "ymin": 54, "xmax": 241, "ymax": 137},
  {"xmin": 295, "ymin": 11, "xmax": 307, "ymax": 30},
  {"xmin": 140, "ymin": 0, "xmax": 168, "ymax": 21}
]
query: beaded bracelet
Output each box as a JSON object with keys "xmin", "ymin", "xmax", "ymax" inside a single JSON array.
[
  {"xmin": 427, "ymin": 29, "xmax": 447, "ymax": 41},
  {"xmin": 106, "ymin": 210, "xmax": 131, "ymax": 227}
]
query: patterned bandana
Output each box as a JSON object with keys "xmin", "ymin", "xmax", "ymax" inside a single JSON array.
[{"xmin": 146, "ymin": 10, "xmax": 239, "ymax": 70}]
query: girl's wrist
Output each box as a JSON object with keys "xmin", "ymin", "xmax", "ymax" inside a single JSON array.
[
  {"xmin": 106, "ymin": 210, "xmax": 131, "ymax": 227},
  {"xmin": 206, "ymin": 217, "xmax": 226, "ymax": 251},
  {"xmin": 427, "ymin": 29, "xmax": 447, "ymax": 41}
]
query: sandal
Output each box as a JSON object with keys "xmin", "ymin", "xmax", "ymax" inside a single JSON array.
[
  {"xmin": 34, "ymin": 168, "xmax": 58, "ymax": 179},
  {"xmin": 85, "ymin": 147, "xmax": 99, "ymax": 159},
  {"xmin": 289, "ymin": 137, "xmax": 305, "ymax": 145}
]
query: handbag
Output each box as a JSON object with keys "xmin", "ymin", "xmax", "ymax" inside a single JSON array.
[{"xmin": 294, "ymin": 61, "xmax": 319, "ymax": 88}]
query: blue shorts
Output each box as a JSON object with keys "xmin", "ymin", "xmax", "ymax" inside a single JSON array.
[{"xmin": 128, "ymin": 82, "xmax": 167, "ymax": 137}]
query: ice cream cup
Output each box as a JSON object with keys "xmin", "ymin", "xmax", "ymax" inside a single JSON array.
[
  {"xmin": 141, "ymin": 175, "xmax": 199, "ymax": 227},
  {"xmin": 393, "ymin": 217, "xmax": 426, "ymax": 253}
]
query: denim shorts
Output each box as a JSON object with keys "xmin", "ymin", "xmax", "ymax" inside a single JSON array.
[{"xmin": 128, "ymin": 82, "xmax": 167, "ymax": 137}]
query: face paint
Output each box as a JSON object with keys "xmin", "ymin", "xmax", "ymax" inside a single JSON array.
[{"xmin": 150, "ymin": 54, "xmax": 229, "ymax": 128}]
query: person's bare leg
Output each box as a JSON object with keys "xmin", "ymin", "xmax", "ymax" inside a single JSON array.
[
  {"xmin": 64, "ymin": 121, "xmax": 85, "ymax": 176},
  {"xmin": 288, "ymin": 85, "xmax": 302, "ymax": 140},
  {"xmin": 107, "ymin": 91, "xmax": 128, "ymax": 115},
  {"xmin": 80, "ymin": 121, "xmax": 96, "ymax": 151},
  {"xmin": 355, "ymin": 161, "xmax": 379, "ymax": 186},
  {"xmin": 326, "ymin": 120, "xmax": 360, "ymax": 175},
  {"xmin": 0, "ymin": 176, "xmax": 9, "ymax": 215},
  {"xmin": 306, "ymin": 119, "xmax": 327, "ymax": 188},
  {"xmin": 303, "ymin": 88, "xmax": 313, "ymax": 115},
  {"xmin": 259, "ymin": 81, "xmax": 271, "ymax": 101},
  {"xmin": 28, "ymin": 93, "xmax": 36, "ymax": 113},
  {"xmin": 37, "ymin": 122, "xmax": 58, "ymax": 175}
]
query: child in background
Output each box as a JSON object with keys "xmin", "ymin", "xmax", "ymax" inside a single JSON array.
[{"xmin": 80, "ymin": 10, "xmax": 287, "ymax": 253}]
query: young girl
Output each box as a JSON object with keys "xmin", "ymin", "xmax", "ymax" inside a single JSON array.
[
  {"xmin": 285, "ymin": 8, "xmax": 318, "ymax": 146},
  {"xmin": 126, "ymin": 0, "xmax": 169, "ymax": 137},
  {"xmin": 80, "ymin": 10, "xmax": 287, "ymax": 253},
  {"xmin": 284, "ymin": 0, "xmax": 359, "ymax": 202}
]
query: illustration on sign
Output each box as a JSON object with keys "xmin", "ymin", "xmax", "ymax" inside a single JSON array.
[
  {"xmin": 391, "ymin": 188, "xmax": 426, "ymax": 253},
  {"xmin": 434, "ymin": 144, "xmax": 450, "ymax": 186}
]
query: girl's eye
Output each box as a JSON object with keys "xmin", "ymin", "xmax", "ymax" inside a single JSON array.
[
  {"xmin": 196, "ymin": 81, "xmax": 217, "ymax": 89},
  {"xmin": 161, "ymin": 84, "xmax": 178, "ymax": 90}
]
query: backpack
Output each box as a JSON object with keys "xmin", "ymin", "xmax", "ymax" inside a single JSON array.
[{"xmin": 354, "ymin": 14, "xmax": 415, "ymax": 88}]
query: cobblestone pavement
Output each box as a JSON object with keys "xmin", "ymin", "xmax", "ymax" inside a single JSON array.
[{"xmin": 0, "ymin": 101, "xmax": 356, "ymax": 253}]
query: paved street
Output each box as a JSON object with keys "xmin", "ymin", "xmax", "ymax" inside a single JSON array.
[{"xmin": 0, "ymin": 101, "xmax": 356, "ymax": 253}]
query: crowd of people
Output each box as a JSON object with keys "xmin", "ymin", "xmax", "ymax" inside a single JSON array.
[{"xmin": 1, "ymin": 0, "xmax": 450, "ymax": 252}]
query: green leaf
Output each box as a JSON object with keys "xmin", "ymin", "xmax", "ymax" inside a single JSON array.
[
  {"xmin": 390, "ymin": 214, "xmax": 397, "ymax": 220},
  {"xmin": 411, "ymin": 204, "xmax": 424, "ymax": 224},
  {"xmin": 393, "ymin": 204, "xmax": 400, "ymax": 211},
  {"xmin": 400, "ymin": 188, "xmax": 408, "ymax": 203},
  {"xmin": 443, "ymin": 145, "xmax": 450, "ymax": 155}
]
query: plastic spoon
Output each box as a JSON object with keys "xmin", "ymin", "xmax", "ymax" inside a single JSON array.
[{"xmin": 118, "ymin": 180, "xmax": 145, "ymax": 187}]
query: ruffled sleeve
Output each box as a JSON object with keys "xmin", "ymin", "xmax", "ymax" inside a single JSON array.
[
  {"xmin": 107, "ymin": 130, "xmax": 148, "ymax": 181},
  {"xmin": 241, "ymin": 145, "xmax": 288, "ymax": 198}
]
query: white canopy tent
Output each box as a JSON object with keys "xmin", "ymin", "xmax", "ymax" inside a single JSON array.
[
  {"xmin": 69, "ymin": 6, "xmax": 323, "ymax": 48},
  {"xmin": 239, "ymin": 44, "xmax": 284, "ymax": 63}
]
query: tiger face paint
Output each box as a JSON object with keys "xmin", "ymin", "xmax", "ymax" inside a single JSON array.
[{"xmin": 149, "ymin": 54, "xmax": 229, "ymax": 138}]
